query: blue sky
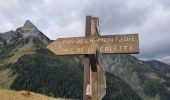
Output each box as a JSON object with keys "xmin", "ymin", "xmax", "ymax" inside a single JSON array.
[{"xmin": 0, "ymin": 0, "xmax": 170, "ymax": 64}]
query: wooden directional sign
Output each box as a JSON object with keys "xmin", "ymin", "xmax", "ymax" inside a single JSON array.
[
  {"xmin": 47, "ymin": 40, "xmax": 97, "ymax": 55},
  {"xmin": 47, "ymin": 34, "xmax": 139, "ymax": 55},
  {"xmin": 47, "ymin": 16, "xmax": 140, "ymax": 100}
]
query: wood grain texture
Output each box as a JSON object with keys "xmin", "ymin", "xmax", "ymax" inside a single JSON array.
[{"xmin": 47, "ymin": 34, "xmax": 139, "ymax": 55}]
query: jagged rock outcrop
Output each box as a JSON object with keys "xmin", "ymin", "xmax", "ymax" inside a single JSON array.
[
  {"xmin": 22, "ymin": 20, "xmax": 37, "ymax": 30},
  {"xmin": 0, "ymin": 20, "xmax": 50, "ymax": 45}
]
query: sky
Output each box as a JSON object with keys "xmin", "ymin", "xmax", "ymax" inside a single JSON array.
[{"xmin": 0, "ymin": 0, "xmax": 170, "ymax": 64}]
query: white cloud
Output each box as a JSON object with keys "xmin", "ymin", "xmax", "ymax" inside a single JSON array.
[
  {"xmin": 156, "ymin": 56, "xmax": 170, "ymax": 65},
  {"xmin": 0, "ymin": 0, "xmax": 170, "ymax": 64}
]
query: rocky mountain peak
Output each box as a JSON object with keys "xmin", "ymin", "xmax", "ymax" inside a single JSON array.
[
  {"xmin": 22, "ymin": 20, "xmax": 37, "ymax": 30},
  {"xmin": 0, "ymin": 20, "xmax": 51, "ymax": 46}
]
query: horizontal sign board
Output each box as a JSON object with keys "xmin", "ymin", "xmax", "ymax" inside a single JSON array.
[{"xmin": 47, "ymin": 34, "xmax": 139, "ymax": 55}]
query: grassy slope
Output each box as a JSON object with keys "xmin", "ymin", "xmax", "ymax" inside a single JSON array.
[
  {"xmin": 9, "ymin": 48, "xmax": 84, "ymax": 99},
  {"xmin": 0, "ymin": 37, "xmax": 39, "ymax": 89},
  {"xmin": 0, "ymin": 89, "xmax": 65, "ymax": 100},
  {"xmin": 0, "ymin": 46, "xmax": 36, "ymax": 89},
  {"xmin": 0, "ymin": 47, "xmax": 141, "ymax": 100},
  {"xmin": 0, "ymin": 68, "xmax": 17, "ymax": 89}
]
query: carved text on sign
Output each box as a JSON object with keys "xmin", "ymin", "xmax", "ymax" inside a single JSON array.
[{"xmin": 47, "ymin": 34, "xmax": 139, "ymax": 55}]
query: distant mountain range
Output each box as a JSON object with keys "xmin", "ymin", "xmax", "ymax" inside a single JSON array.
[{"xmin": 0, "ymin": 20, "xmax": 170, "ymax": 100}]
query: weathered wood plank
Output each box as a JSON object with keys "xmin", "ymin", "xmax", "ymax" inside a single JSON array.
[{"xmin": 47, "ymin": 34, "xmax": 139, "ymax": 55}]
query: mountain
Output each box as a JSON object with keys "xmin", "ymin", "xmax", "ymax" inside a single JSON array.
[
  {"xmin": 0, "ymin": 20, "xmax": 50, "ymax": 89},
  {"xmin": 0, "ymin": 20, "xmax": 170, "ymax": 100},
  {"xmin": 104, "ymin": 54, "xmax": 170, "ymax": 100},
  {"xmin": 0, "ymin": 20, "xmax": 50, "ymax": 59}
]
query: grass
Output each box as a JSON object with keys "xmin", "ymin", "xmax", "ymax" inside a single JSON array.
[
  {"xmin": 0, "ymin": 47, "xmax": 36, "ymax": 66},
  {"xmin": 147, "ymin": 72, "xmax": 166, "ymax": 83},
  {"xmin": 0, "ymin": 68, "xmax": 17, "ymax": 89},
  {"xmin": 0, "ymin": 89, "xmax": 66, "ymax": 100},
  {"xmin": 144, "ymin": 95, "xmax": 160, "ymax": 100}
]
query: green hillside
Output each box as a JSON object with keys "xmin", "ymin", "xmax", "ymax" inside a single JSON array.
[
  {"xmin": 1, "ymin": 46, "xmax": 141, "ymax": 99},
  {"xmin": 0, "ymin": 34, "xmax": 141, "ymax": 99},
  {"xmin": 104, "ymin": 54, "xmax": 170, "ymax": 100}
]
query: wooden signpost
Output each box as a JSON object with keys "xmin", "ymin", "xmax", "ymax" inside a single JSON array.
[{"xmin": 47, "ymin": 16, "xmax": 139, "ymax": 100}]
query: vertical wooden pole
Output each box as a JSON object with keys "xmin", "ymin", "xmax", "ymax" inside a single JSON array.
[
  {"xmin": 83, "ymin": 16, "xmax": 92, "ymax": 100},
  {"xmin": 89, "ymin": 55, "xmax": 98, "ymax": 100},
  {"xmin": 90, "ymin": 17, "xmax": 100, "ymax": 100},
  {"xmin": 83, "ymin": 16, "xmax": 100, "ymax": 100}
]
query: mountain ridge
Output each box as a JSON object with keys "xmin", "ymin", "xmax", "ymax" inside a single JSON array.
[{"xmin": 0, "ymin": 20, "xmax": 170, "ymax": 100}]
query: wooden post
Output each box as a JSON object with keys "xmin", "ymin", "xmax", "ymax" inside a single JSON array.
[
  {"xmin": 90, "ymin": 17, "xmax": 100, "ymax": 100},
  {"xmin": 83, "ymin": 16, "xmax": 92, "ymax": 100},
  {"xmin": 83, "ymin": 16, "xmax": 100, "ymax": 100}
]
